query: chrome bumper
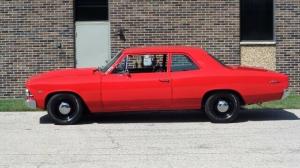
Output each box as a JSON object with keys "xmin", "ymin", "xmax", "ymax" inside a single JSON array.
[
  {"xmin": 25, "ymin": 99, "xmax": 37, "ymax": 109},
  {"xmin": 281, "ymin": 89, "xmax": 290, "ymax": 100}
]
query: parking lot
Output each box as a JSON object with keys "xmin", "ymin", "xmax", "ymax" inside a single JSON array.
[{"xmin": 0, "ymin": 109, "xmax": 299, "ymax": 168}]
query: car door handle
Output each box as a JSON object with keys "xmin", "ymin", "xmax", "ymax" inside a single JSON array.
[{"xmin": 159, "ymin": 79, "xmax": 170, "ymax": 83}]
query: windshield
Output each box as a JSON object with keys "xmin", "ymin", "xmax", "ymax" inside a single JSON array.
[{"xmin": 101, "ymin": 50, "xmax": 123, "ymax": 72}]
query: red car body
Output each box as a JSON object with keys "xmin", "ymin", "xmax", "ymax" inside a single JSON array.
[{"xmin": 25, "ymin": 46, "xmax": 289, "ymax": 123}]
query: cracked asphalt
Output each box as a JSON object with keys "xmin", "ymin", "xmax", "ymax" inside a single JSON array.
[{"xmin": 0, "ymin": 109, "xmax": 300, "ymax": 168}]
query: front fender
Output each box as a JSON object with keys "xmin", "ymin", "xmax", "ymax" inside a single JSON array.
[{"xmin": 26, "ymin": 73, "xmax": 102, "ymax": 112}]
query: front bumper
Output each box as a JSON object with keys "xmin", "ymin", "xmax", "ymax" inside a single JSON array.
[
  {"xmin": 25, "ymin": 98, "xmax": 37, "ymax": 109},
  {"xmin": 281, "ymin": 89, "xmax": 290, "ymax": 100}
]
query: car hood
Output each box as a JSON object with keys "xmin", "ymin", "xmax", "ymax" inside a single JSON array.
[{"xmin": 26, "ymin": 68, "xmax": 102, "ymax": 85}]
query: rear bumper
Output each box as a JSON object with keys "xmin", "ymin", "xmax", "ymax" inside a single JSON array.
[
  {"xmin": 25, "ymin": 98, "xmax": 37, "ymax": 109},
  {"xmin": 281, "ymin": 89, "xmax": 290, "ymax": 100}
]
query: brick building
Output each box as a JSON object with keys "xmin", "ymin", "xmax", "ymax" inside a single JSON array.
[{"xmin": 0, "ymin": 0, "xmax": 299, "ymax": 98}]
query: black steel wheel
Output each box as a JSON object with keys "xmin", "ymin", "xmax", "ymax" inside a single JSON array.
[
  {"xmin": 204, "ymin": 92, "xmax": 240, "ymax": 123},
  {"xmin": 47, "ymin": 93, "xmax": 83, "ymax": 125}
]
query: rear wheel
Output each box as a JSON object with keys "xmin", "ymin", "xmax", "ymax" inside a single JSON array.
[
  {"xmin": 204, "ymin": 92, "xmax": 240, "ymax": 123},
  {"xmin": 47, "ymin": 93, "xmax": 83, "ymax": 125}
]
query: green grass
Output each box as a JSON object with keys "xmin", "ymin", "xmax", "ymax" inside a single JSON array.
[
  {"xmin": 246, "ymin": 94, "xmax": 300, "ymax": 109},
  {"xmin": 0, "ymin": 99, "xmax": 40, "ymax": 112},
  {"xmin": 0, "ymin": 95, "xmax": 299, "ymax": 112}
]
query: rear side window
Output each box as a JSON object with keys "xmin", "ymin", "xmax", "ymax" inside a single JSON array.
[{"xmin": 171, "ymin": 54, "xmax": 198, "ymax": 72}]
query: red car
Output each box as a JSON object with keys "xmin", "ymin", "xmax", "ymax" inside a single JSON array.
[{"xmin": 25, "ymin": 46, "xmax": 289, "ymax": 124}]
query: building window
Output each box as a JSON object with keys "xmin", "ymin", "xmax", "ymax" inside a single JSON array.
[
  {"xmin": 240, "ymin": 0, "xmax": 274, "ymax": 41},
  {"xmin": 75, "ymin": 0, "xmax": 108, "ymax": 21}
]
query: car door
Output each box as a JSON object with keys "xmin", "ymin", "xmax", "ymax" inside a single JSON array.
[
  {"xmin": 170, "ymin": 53, "xmax": 201, "ymax": 109},
  {"xmin": 101, "ymin": 53, "xmax": 172, "ymax": 112}
]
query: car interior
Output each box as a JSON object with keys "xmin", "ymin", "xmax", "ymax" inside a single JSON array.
[{"xmin": 113, "ymin": 54, "xmax": 168, "ymax": 73}]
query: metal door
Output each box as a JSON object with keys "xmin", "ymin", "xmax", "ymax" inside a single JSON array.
[{"xmin": 75, "ymin": 21, "xmax": 111, "ymax": 67}]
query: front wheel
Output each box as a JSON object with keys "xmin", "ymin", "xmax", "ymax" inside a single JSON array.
[
  {"xmin": 204, "ymin": 92, "xmax": 240, "ymax": 123},
  {"xmin": 47, "ymin": 93, "xmax": 84, "ymax": 125}
]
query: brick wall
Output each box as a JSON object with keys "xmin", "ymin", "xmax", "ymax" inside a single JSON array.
[
  {"xmin": 0, "ymin": 0, "xmax": 75, "ymax": 98},
  {"xmin": 1, "ymin": 0, "xmax": 299, "ymax": 98},
  {"xmin": 275, "ymin": 0, "xmax": 300, "ymax": 94},
  {"xmin": 109, "ymin": 0, "xmax": 240, "ymax": 64}
]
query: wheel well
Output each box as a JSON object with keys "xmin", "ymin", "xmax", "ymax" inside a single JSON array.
[
  {"xmin": 201, "ymin": 90, "xmax": 245, "ymax": 107},
  {"xmin": 45, "ymin": 91, "xmax": 90, "ymax": 113}
]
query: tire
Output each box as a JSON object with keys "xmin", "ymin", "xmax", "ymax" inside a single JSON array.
[
  {"xmin": 204, "ymin": 92, "xmax": 240, "ymax": 123},
  {"xmin": 47, "ymin": 93, "xmax": 83, "ymax": 125}
]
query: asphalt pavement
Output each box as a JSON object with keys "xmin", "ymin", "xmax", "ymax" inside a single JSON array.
[{"xmin": 0, "ymin": 109, "xmax": 299, "ymax": 168}]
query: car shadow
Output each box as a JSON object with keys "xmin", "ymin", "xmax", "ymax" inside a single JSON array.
[{"xmin": 39, "ymin": 108, "xmax": 299, "ymax": 125}]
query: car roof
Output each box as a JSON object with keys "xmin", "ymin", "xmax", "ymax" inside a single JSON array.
[{"xmin": 122, "ymin": 46, "xmax": 207, "ymax": 54}]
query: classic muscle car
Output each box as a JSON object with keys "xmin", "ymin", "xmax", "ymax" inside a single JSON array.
[{"xmin": 25, "ymin": 46, "xmax": 289, "ymax": 124}]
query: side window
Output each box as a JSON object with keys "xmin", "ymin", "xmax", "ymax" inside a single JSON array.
[
  {"xmin": 113, "ymin": 54, "xmax": 168, "ymax": 74},
  {"xmin": 171, "ymin": 54, "xmax": 198, "ymax": 72}
]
